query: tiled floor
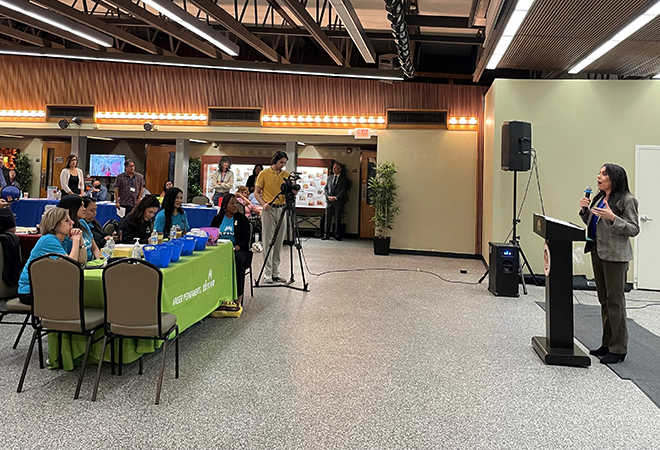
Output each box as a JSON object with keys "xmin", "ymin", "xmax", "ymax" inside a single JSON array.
[{"xmin": 1, "ymin": 238, "xmax": 660, "ymax": 449}]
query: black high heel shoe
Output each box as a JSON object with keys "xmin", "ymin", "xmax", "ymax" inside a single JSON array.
[
  {"xmin": 589, "ymin": 346, "xmax": 609, "ymax": 356},
  {"xmin": 600, "ymin": 353, "xmax": 626, "ymax": 364}
]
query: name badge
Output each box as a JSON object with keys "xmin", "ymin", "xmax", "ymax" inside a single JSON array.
[{"xmin": 130, "ymin": 187, "xmax": 136, "ymax": 192}]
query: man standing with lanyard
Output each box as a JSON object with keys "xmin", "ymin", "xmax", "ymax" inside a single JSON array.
[
  {"xmin": 254, "ymin": 151, "xmax": 289, "ymax": 284},
  {"xmin": 114, "ymin": 159, "xmax": 144, "ymax": 214}
]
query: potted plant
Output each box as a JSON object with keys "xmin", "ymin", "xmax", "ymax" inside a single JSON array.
[{"xmin": 368, "ymin": 161, "xmax": 399, "ymax": 255}]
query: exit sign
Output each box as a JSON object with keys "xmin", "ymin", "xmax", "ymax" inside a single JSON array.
[{"xmin": 354, "ymin": 128, "xmax": 371, "ymax": 139}]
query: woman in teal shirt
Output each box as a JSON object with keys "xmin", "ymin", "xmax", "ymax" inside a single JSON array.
[
  {"xmin": 154, "ymin": 187, "xmax": 189, "ymax": 236},
  {"xmin": 18, "ymin": 207, "xmax": 84, "ymax": 304},
  {"xmin": 59, "ymin": 195, "xmax": 100, "ymax": 260}
]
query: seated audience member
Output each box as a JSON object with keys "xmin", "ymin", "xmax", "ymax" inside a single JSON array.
[
  {"xmin": 161, "ymin": 181, "xmax": 173, "ymax": 197},
  {"xmin": 154, "ymin": 187, "xmax": 189, "ymax": 235},
  {"xmin": 210, "ymin": 194, "xmax": 250, "ymax": 308},
  {"xmin": 248, "ymin": 191, "xmax": 259, "ymax": 206},
  {"xmin": 0, "ymin": 198, "xmax": 16, "ymax": 234},
  {"xmin": 118, "ymin": 195, "xmax": 160, "ymax": 244},
  {"xmin": 235, "ymin": 186, "xmax": 260, "ymax": 217},
  {"xmin": 245, "ymin": 164, "xmax": 263, "ymax": 193},
  {"xmin": 17, "ymin": 207, "xmax": 84, "ymax": 304},
  {"xmin": 59, "ymin": 195, "xmax": 99, "ymax": 261},
  {"xmin": 85, "ymin": 179, "xmax": 108, "ymax": 201},
  {"xmin": 82, "ymin": 197, "xmax": 114, "ymax": 250},
  {"xmin": 8, "ymin": 169, "xmax": 20, "ymax": 190}
]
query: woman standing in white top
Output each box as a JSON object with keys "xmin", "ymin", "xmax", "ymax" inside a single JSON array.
[
  {"xmin": 211, "ymin": 156, "xmax": 234, "ymax": 206},
  {"xmin": 60, "ymin": 154, "xmax": 85, "ymax": 197}
]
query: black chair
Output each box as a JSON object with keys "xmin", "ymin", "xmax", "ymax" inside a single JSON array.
[
  {"xmin": 0, "ymin": 298, "xmax": 36, "ymax": 352},
  {"xmin": 92, "ymin": 258, "xmax": 179, "ymax": 404},
  {"xmin": 17, "ymin": 253, "xmax": 104, "ymax": 399},
  {"xmin": 244, "ymin": 222, "xmax": 255, "ymax": 298},
  {"xmin": 102, "ymin": 220, "xmax": 119, "ymax": 236}
]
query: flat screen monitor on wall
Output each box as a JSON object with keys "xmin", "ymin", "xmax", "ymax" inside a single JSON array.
[{"xmin": 89, "ymin": 154, "xmax": 125, "ymax": 177}]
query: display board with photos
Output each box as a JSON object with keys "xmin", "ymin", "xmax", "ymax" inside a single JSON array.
[
  {"xmin": 296, "ymin": 166, "xmax": 328, "ymax": 209},
  {"xmin": 203, "ymin": 163, "xmax": 255, "ymax": 199},
  {"xmin": 201, "ymin": 158, "xmax": 328, "ymax": 210}
]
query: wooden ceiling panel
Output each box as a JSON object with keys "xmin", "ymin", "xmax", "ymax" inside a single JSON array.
[{"xmin": 498, "ymin": 0, "xmax": 653, "ymax": 71}]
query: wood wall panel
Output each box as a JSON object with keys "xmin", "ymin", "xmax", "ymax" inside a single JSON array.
[{"xmin": 0, "ymin": 56, "xmax": 486, "ymax": 118}]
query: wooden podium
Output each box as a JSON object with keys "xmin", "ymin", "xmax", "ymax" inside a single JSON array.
[{"xmin": 532, "ymin": 214, "xmax": 591, "ymax": 367}]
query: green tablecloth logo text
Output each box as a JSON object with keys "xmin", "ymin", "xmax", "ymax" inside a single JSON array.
[{"xmin": 172, "ymin": 269, "xmax": 216, "ymax": 306}]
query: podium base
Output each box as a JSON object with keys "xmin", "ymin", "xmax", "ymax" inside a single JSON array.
[{"xmin": 532, "ymin": 336, "xmax": 591, "ymax": 367}]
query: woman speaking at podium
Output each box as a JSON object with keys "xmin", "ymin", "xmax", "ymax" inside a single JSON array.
[{"xmin": 579, "ymin": 164, "xmax": 639, "ymax": 364}]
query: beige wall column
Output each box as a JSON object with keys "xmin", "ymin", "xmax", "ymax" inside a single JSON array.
[{"xmin": 175, "ymin": 139, "xmax": 190, "ymax": 201}]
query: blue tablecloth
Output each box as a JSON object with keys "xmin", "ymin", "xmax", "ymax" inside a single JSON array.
[{"xmin": 10, "ymin": 199, "xmax": 220, "ymax": 229}]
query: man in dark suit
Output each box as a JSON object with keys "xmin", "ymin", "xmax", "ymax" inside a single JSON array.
[{"xmin": 323, "ymin": 162, "xmax": 349, "ymax": 241}]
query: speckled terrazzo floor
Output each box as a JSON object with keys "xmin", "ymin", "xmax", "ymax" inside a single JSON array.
[{"xmin": 2, "ymin": 238, "xmax": 660, "ymax": 450}]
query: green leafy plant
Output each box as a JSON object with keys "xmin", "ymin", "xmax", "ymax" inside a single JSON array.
[
  {"xmin": 14, "ymin": 152, "xmax": 34, "ymax": 192},
  {"xmin": 187, "ymin": 157, "xmax": 203, "ymax": 202},
  {"xmin": 368, "ymin": 161, "xmax": 400, "ymax": 238}
]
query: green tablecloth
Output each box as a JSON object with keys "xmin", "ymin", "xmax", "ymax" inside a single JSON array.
[{"xmin": 49, "ymin": 243, "xmax": 237, "ymax": 370}]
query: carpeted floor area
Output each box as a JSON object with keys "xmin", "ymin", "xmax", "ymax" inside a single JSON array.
[{"xmin": 2, "ymin": 238, "xmax": 660, "ymax": 449}]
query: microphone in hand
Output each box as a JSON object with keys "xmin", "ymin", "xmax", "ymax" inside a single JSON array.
[{"xmin": 581, "ymin": 186, "xmax": 592, "ymax": 214}]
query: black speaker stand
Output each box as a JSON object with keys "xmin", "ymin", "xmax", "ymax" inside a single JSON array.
[{"xmin": 511, "ymin": 171, "xmax": 541, "ymax": 294}]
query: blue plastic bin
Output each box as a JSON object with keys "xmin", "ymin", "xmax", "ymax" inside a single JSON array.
[
  {"xmin": 193, "ymin": 234, "xmax": 208, "ymax": 251},
  {"xmin": 180, "ymin": 236, "xmax": 196, "ymax": 256},
  {"xmin": 165, "ymin": 239, "xmax": 184, "ymax": 262},
  {"xmin": 143, "ymin": 244, "xmax": 173, "ymax": 268}
]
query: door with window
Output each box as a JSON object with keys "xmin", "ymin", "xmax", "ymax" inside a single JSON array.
[
  {"xmin": 635, "ymin": 145, "xmax": 660, "ymax": 290},
  {"xmin": 40, "ymin": 142, "xmax": 71, "ymax": 198},
  {"xmin": 359, "ymin": 150, "xmax": 376, "ymax": 238}
]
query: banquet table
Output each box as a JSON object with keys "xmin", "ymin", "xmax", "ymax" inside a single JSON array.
[
  {"xmin": 10, "ymin": 199, "xmax": 220, "ymax": 229},
  {"xmin": 49, "ymin": 242, "xmax": 237, "ymax": 370}
]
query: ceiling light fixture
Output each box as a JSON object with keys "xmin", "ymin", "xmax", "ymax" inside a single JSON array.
[
  {"xmin": 486, "ymin": 0, "xmax": 536, "ymax": 70},
  {"xmin": 140, "ymin": 0, "xmax": 239, "ymax": 56},
  {"xmin": 190, "ymin": 139, "xmax": 208, "ymax": 143},
  {"xmin": 570, "ymin": 1, "xmax": 660, "ymax": 74},
  {"xmin": 0, "ymin": 0, "xmax": 113, "ymax": 47},
  {"xmin": 0, "ymin": 47, "xmax": 403, "ymax": 81},
  {"xmin": 143, "ymin": 122, "xmax": 154, "ymax": 131},
  {"xmin": 328, "ymin": 0, "xmax": 376, "ymax": 63}
]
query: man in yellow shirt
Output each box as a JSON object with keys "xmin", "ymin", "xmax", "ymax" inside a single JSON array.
[{"xmin": 254, "ymin": 151, "xmax": 290, "ymax": 283}]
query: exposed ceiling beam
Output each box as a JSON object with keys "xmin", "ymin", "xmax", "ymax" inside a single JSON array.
[
  {"xmin": 104, "ymin": 0, "xmax": 225, "ymax": 58},
  {"xmin": 0, "ymin": 5, "xmax": 103, "ymax": 49},
  {"xmin": 32, "ymin": 0, "xmax": 173, "ymax": 56},
  {"xmin": 189, "ymin": 0, "xmax": 288, "ymax": 63},
  {"xmin": 472, "ymin": 0, "xmax": 516, "ymax": 82},
  {"xmin": 277, "ymin": 0, "xmax": 347, "ymax": 66},
  {"xmin": 265, "ymin": 0, "xmax": 298, "ymax": 28},
  {"xmin": 404, "ymin": 15, "xmax": 481, "ymax": 28},
  {"xmin": 328, "ymin": 0, "xmax": 375, "ymax": 63},
  {"xmin": 0, "ymin": 21, "xmax": 64, "ymax": 47}
]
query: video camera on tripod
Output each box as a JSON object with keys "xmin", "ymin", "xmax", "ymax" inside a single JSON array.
[{"xmin": 280, "ymin": 172, "xmax": 302, "ymax": 205}]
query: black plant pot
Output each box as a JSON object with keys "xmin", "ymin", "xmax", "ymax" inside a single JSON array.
[{"xmin": 373, "ymin": 236, "xmax": 391, "ymax": 255}]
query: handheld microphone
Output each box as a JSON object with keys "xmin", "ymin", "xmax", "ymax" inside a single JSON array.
[{"xmin": 582, "ymin": 186, "xmax": 592, "ymax": 214}]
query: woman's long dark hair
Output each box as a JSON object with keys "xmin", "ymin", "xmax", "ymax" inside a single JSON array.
[
  {"xmin": 162, "ymin": 187, "xmax": 184, "ymax": 233},
  {"xmin": 64, "ymin": 154, "xmax": 78, "ymax": 169},
  {"xmin": 219, "ymin": 156, "xmax": 232, "ymax": 173},
  {"xmin": 129, "ymin": 194, "xmax": 160, "ymax": 224},
  {"xmin": 58, "ymin": 195, "xmax": 83, "ymax": 229},
  {"xmin": 592, "ymin": 163, "xmax": 631, "ymax": 215},
  {"xmin": 162, "ymin": 180, "xmax": 172, "ymax": 194},
  {"xmin": 252, "ymin": 164, "xmax": 263, "ymax": 175}
]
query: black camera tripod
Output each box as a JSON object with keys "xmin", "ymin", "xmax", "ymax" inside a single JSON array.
[{"xmin": 254, "ymin": 190, "xmax": 309, "ymax": 292}]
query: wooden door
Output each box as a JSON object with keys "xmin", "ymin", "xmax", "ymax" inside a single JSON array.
[
  {"xmin": 359, "ymin": 150, "xmax": 377, "ymax": 238},
  {"xmin": 145, "ymin": 145, "xmax": 175, "ymax": 197},
  {"xmin": 40, "ymin": 142, "xmax": 71, "ymax": 198}
]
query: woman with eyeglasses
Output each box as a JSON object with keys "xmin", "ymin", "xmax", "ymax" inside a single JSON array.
[{"xmin": 59, "ymin": 154, "xmax": 85, "ymax": 197}]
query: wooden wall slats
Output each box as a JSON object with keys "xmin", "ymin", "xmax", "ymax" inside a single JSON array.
[{"xmin": 0, "ymin": 56, "xmax": 486, "ymax": 118}]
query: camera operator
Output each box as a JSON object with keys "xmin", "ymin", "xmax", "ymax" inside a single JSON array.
[{"xmin": 254, "ymin": 151, "xmax": 291, "ymax": 283}]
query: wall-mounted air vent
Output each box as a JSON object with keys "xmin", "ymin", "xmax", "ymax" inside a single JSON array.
[
  {"xmin": 208, "ymin": 107, "xmax": 262, "ymax": 126},
  {"xmin": 386, "ymin": 109, "xmax": 448, "ymax": 129},
  {"xmin": 46, "ymin": 105, "xmax": 95, "ymax": 122}
]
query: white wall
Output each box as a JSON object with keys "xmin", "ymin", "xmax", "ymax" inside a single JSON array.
[
  {"xmin": 485, "ymin": 79, "xmax": 660, "ymax": 279},
  {"xmin": 377, "ymin": 129, "xmax": 478, "ymax": 254}
]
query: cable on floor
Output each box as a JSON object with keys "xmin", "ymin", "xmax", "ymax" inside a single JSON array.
[{"xmin": 300, "ymin": 247, "xmax": 483, "ymax": 285}]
